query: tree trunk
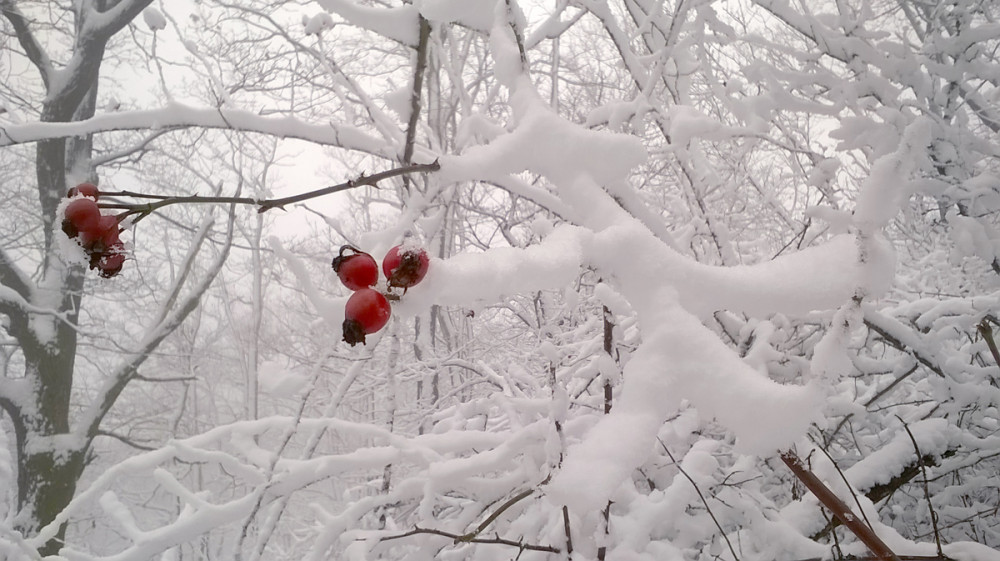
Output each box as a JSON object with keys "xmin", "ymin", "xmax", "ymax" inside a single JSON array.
[
  {"xmin": 14, "ymin": 343, "xmax": 87, "ymax": 555},
  {"xmin": 10, "ymin": 18, "xmax": 100, "ymax": 553}
]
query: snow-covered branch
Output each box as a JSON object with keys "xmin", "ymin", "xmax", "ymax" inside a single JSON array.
[
  {"xmin": 0, "ymin": 239, "xmax": 34, "ymax": 303},
  {"xmin": 0, "ymin": 103, "xmax": 409, "ymax": 160},
  {"xmin": 0, "ymin": 286, "xmax": 32, "ymax": 347},
  {"xmin": 314, "ymin": 0, "xmax": 419, "ymax": 46},
  {"xmin": 0, "ymin": 1, "xmax": 54, "ymax": 87},
  {"xmin": 80, "ymin": 0, "xmax": 155, "ymax": 41}
]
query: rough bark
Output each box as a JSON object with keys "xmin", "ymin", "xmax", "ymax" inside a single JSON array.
[{"xmin": 0, "ymin": 1, "xmax": 154, "ymax": 554}]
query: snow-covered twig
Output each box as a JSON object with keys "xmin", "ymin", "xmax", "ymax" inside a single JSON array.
[{"xmin": 0, "ymin": 103, "xmax": 404, "ymax": 159}]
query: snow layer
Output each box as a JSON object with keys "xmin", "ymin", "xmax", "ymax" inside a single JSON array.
[
  {"xmin": 424, "ymin": 56, "xmax": 873, "ymax": 515},
  {"xmin": 439, "ymin": 82, "xmax": 647, "ymax": 188},
  {"xmin": 547, "ymin": 285, "xmax": 823, "ymax": 513},
  {"xmin": 314, "ymin": 0, "xmax": 419, "ymax": 45},
  {"xmin": 0, "ymin": 103, "xmax": 405, "ymax": 160},
  {"xmin": 417, "ymin": 0, "xmax": 496, "ymax": 30}
]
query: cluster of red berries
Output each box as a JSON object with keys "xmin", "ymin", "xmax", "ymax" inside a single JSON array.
[
  {"xmin": 333, "ymin": 243, "xmax": 430, "ymax": 346},
  {"xmin": 61, "ymin": 183, "xmax": 126, "ymax": 278}
]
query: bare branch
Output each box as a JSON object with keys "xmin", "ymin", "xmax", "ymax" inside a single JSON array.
[
  {"xmin": 96, "ymin": 162, "xmax": 440, "ymax": 220},
  {"xmin": 133, "ymin": 374, "xmax": 197, "ymax": 383},
  {"xmin": 379, "ymin": 526, "xmax": 559, "ymax": 554},
  {"xmin": 811, "ymin": 448, "xmax": 958, "ymax": 540},
  {"xmin": 401, "ymin": 16, "xmax": 431, "ymax": 169},
  {"xmin": 457, "ymin": 489, "xmax": 534, "ymax": 543},
  {"xmin": 91, "ymin": 128, "xmax": 173, "ymax": 167},
  {"xmin": 77, "ymin": 204, "xmax": 237, "ymax": 441},
  {"xmin": 898, "ymin": 419, "xmax": 944, "ymax": 558},
  {"xmin": 95, "ymin": 430, "xmax": 158, "ymax": 452},
  {"xmin": 0, "ymin": 0, "xmax": 54, "ymax": 87}
]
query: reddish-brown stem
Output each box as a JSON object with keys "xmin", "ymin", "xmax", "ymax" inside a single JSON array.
[
  {"xmin": 781, "ymin": 450, "xmax": 901, "ymax": 561},
  {"xmin": 976, "ymin": 320, "xmax": 1000, "ymax": 373}
]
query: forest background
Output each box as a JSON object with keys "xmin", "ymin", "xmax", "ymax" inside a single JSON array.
[{"xmin": 1, "ymin": 0, "xmax": 999, "ymax": 559}]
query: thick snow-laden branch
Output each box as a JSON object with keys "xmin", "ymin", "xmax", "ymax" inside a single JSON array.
[
  {"xmin": 379, "ymin": 210, "xmax": 863, "ymax": 468},
  {"xmin": 0, "ymin": 103, "xmax": 412, "ymax": 160},
  {"xmin": 809, "ymin": 118, "xmax": 931, "ymax": 382},
  {"xmin": 408, "ymin": 51, "xmax": 878, "ymax": 513},
  {"xmin": 0, "ymin": 285, "xmax": 74, "ymax": 329},
  {"xmin": 80, "ymin": 0, "xmax": 155, "ymax": 42},
  {"xmin": 314, "ymin": 0, "xmax": 419, "ymax": 45}
]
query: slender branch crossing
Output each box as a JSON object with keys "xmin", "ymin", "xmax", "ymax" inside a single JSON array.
[{"xmin": 97, "ymin": 161, "xmax": 440, "ymax": 222}]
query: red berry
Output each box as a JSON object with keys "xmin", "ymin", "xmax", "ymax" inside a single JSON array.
[
  {"xmin": 97, "ymin": 243, "xmax": 126, "ymax": 278},
  {"xmin": 332, "ymin": 246, "xmax": 378, "ymax": 290},
  {"xmin": 67, "ymin": 183, "xmax": 100, "ymax": 199},
  {"xmin": 63, "ymin": 198, "xmax": 101, "ymax": 238},
  {"xmin": 342, "ymin": 288, "xmax": 391, "ymax": 346},
  {"xmin": 81, "ymin": 214, "xmax": 120, "ymax": 251},
  {"xmin": 382, "ymin": 245, "xmax": 429, "ymax": 290}
]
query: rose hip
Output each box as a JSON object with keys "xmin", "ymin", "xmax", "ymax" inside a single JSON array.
[
  {"xmin": 342, "ymin": 288, "xmax": 391, "ymax": 346},
  {"xmin": 382, "ymin": 245, "xmax": 429, "ymax": 290},
  {"xmin": 332, "ymin": 246, "xmax": 379, "ymax": 290}
]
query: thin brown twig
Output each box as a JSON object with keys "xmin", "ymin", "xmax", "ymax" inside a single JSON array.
[
  {"xmin": 562, "ymin": 505, "xmax": 573, "ymax": 555},
  {"xmin": 401, "ymin": 16, "xmax": 431, "ymax": 172},
  {"xmin": 379, "ymin": 526, "xmax": 559, "ymax": 553},
  {"xmin": 96, "ymin": 161, "xmax": 440, "ymax": 222},
  {"xmin": 660, "ymin": 440, "xmax": 740, "ymax": 561},
  {"xmin": 458, "ymin": 489, "xmax": 533, "ymax": 542},
  {"xmin": 896, "ymin": 418, "xmax": 945, "ymax": 558},
  {"xmin": 598, "ymin": 305, "xmax": 615, "ymax": 561}
]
